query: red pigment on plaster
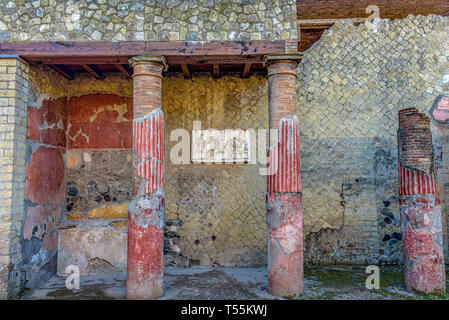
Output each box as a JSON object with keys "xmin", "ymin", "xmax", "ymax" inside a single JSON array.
[
  {"xmin": 267, "ymin": 118, "xmax": 301, "ymax": 193},
  {"xmin": 23, "ymin": 206, "xmax": 49, "ymax": 241},
  {"xmin": 269, "ymin": 194, "xmax": 303, "ymax": 255},
  {"xmin": 68, "ymin": 121, "xmax": 132, "ymax": 149},
  {"xmin": 23, "ymin": 205, "xmax": 61, "ymax": 250},
  {"xmin": 433, "ymin": 97, "xmax": 449, "ymax": 122},
  {"xmin": 267, "ymin": 193, "xmax": 303, "ymax": 297},
  {"xmin": 127, "ymin": 208, "xmax": 164, "ymax": 299},
  {"xmin": 267, "ymin": 116, "xmax": 303, "ymax": 297},
  {"xmin": 433, "ymin": 109, "xmax": 449, "ymax": 122},
  {"xmin": 403, "ymin": 226, "xmax": 445, "ymax": 293},
  {"xmin": 69, "ymin": 94, "xmax": 132, "ymax": 121},
  {"xmin": 27, "ymin": 97, "xmax": 68, "ymax": 148},
  {"xmin": 25, "ymin": 146, "xmax": 65, "ymax": 205},
  {"xmin": 128, "ymin": 110, "xmax": 165, "ymax": 299},
  {"xmin": 68, "ymin": 94, "xmax": 133, "ymax": 149},
  {"xmin": 398, "ymin": 108, "xmax": 445, "ymax": 295},
  {"xmin": 127, "ymin": 216, "xmax": 163, "ymax": 278},
  {"xmin": 398, "ymin": 161, "xmax": 438, "ymax": 195},
  {"xmin": 133, "ymin": 111, "xmax": 165, "ymax": 194},
  {"xmin": 437, "ymin": 97, "xmax": 449, "ymax": 110}
]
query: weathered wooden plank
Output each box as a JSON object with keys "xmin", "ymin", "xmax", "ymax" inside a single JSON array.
[
  {"xmin": 297, "ymin": 0, "xmax": 449, "ymax": 52},
  {"xmin": 181, "ymin": 63, "xmax": 190, "ymax": 78},
  {"xmin": 81, "ymin": 64, "xmax": 104, "ymax": 79},
  {"xmin": 297, "ymin": 0, "xmax": 449, "ymax": 21},
  {"xmin": 0, "ymin": 40, "xmax": 286, "ymax": 57},
  {"xmin": 298, "ymin": 18, "xmax": 366, "ymax": 29},
  {"xmin": 24, "ymin": 55, "xmax": 263, "ymax": 65},
  {"xmin": 48, "ymin": 64, "xmax": 74, "ymax": 80},
  {"xmin": 242, "ymin": 63, "xmax": 251, "ymax": 78},
  {"xmin": 28, "ymin": 56, "xmax": 131, "ymax": 65},
  {"xmin": 298, "ymin": 29, "xmax": 326, "ymax": 52},
  {"xmin": 213, "ymin": 63, "xmax": 219, "ymax": 78},
  {"xmin": 114, "ymin": 64, "xmax": 132, "ymax": 78}
]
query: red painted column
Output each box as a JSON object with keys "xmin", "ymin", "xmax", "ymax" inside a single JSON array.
[
  {"xmin": 398, "ymin": 108, "xmax": 446, "ymax": 295},
  {"xmin": 264, "ymin": 54, "xmax": 303, "ymax": 297},
  {"xmin": 127, "ymin": 56, "xmax": 167, "ymax": 300}
]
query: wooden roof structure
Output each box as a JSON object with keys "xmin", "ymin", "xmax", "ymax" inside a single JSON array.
[
  {"xmin": 297, "ymin": 0, "xmax": 449, "ymax": 51},
  {"xmin": 2, "ymin": 1, "xmax": 449, "ymax": 78},
  {"xmin": 0, "ymin": 40, "xmax": 292, "ymax": 80}
]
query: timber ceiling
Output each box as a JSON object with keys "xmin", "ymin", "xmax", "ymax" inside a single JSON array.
[
  {"xmin": 0, "ymin": 40, "xmax": 287, "ymax": 80},
  {"xmin": 2, "ymin": 1, "xmax": 449, "ymax": 79},
  {"xmin": 297, "ymin": 0, "xmax": 449, "ymax": 51}
]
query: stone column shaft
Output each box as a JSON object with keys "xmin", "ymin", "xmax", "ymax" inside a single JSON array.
[
  {"xmin": 398, "ymin": 108, "xmax": 445, "ymax": 295},
  {"xmin": 264, "ymin": 54, "xmax": 303, "ymax": 298},
  {"xmin": 127, "ymin": 56, "xmax": 167, "ymax": 300}
]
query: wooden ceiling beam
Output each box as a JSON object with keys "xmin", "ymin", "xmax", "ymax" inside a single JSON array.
[
  {"xmin": 298, "ymin": 18, "xmax": 366, "ymax": 29},
  {"xmin": 213, "ymin": 63, "xmax": 219, "ymax": 78},
  {"xmin": 297, "ymin": 0, "xmax": 449, "ymax": 22},
  {"xmin": 115, "ymin": 63, "xmax": 132, "ymax": 79},
  {"xmin": 0, "ymin": 40, "xmax": 286, "ymax": 58},
  {"xmin": 48, "ymin": 64, "xmax": 74, "ymax": 80},
  {"xmin": 24, "ymin": 55, "xmax": 262, "ymax": 65},
  {"xmin": 242, "ymin": 63, "xmax": 251, "ymax": 78},
  {"xmin": 297, "ymin": 0, "xmax": 449, "ymax": 52},
  {"xmin": 81, "ymin": 64, "xmax": 104, "ymax": 79},
  {"xmin": 181, "ymin": 63, "xmax": 190, "ymax": 79}
]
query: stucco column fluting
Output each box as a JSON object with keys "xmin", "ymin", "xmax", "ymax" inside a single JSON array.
[
  {"xmin": 263, "ymin": 54, "xmax": 303, "ymax": 297},
  {"xmin": 127, "ymin": 55, "xmax": 167, "ymax": 300},
  {"xmin": 397, "ymin": 108, "xmax": 446, "ymax": 295}
]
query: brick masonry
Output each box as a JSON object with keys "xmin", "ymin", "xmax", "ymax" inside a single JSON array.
[
  {"xmin": 296, "ymin": 15, "xmax": 449, "ymax": 265},
  {"xmin": 37, "ymin": 71, "xmax": 269, "ymax": 276},
  {"xmin": 127, "ymin": 56, "xmax": 166, "ymax": 299},
  {"xmin": 3, "ymin": 5, "xmax": 449, "ymax": 299},
  {"xmin": 398, "ymin": 108, "xmax": 445, "ymax": 295},
  {"xmin": 265, "ymin": 56, "xmax": 303, "ymax": 297},
  {"xmin": 0, "ymin": 57, "xmax": 29, "ymax": 299}
]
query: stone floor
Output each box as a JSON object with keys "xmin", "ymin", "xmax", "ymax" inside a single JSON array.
[{"xmin": 21, "ymin": 266, "xmax": 449, "ymax": 300}]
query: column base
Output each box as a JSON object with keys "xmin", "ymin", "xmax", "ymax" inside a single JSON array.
[{"xmin": 127, "ymin": 277, "xmax": 163, "ymax": 300}]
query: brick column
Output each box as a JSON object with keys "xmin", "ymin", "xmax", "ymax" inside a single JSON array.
[
  {"xmin": 0, "ymin": 57, "xmax": 29, "ymax": 299},
  {"xmin": 127, "ymin": 55, "xmax": 167, "ymax": 300},
  {"xmin": 398, "ymin": 108, "xmax": 446, "ymax": 295},
  {"xmin": 263, "ymin": 54, "xmax": 303, "ymax": 297}
]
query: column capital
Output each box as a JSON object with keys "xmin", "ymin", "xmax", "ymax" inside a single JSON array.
[
  {"xmin": 262, "ymin": 53, "xmax": 303, "ymax": 67},
  {"xmin": 128, "ymin": 55, "xmax": 168, "ymax": 71},
  {"xmin": 263, "ymin": 53, "xmax": 302, "ymax": 79}
]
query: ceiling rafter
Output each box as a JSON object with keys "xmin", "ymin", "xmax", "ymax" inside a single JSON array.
[{"xmin": 81, "ymin": 64, "xmax": 104, "ymax": 79}]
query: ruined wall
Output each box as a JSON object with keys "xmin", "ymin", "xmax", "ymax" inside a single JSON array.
[
  {"xmin": 25, "ymin": 66, "xmax": 135, "ymax": 279},
  {"xmin": 27, "ymin": 67, "xmax": 270, "ymax": 274},
  {"xmin": 0, "ymin": 0, "xmax": 297, "ymax": 41},
  {"xmin": 297, "ymin": 15, "xmax": 449, "ymax": 265},
  {"xmin": 163, "ymin": 75, "xmax": 268, "ymax": 267},
  {"xmin": 58, "ymin": 94, "xmax": 133, "ymax": 276},
  {"xmin": 23, "ymin": 96, "xmax": 67, "ymax": 288},
  {"xmin": 0, "ymin": 1, "xmax": 296, "ymax": 293},
  {"xmin": 18, "ymin": 64, "xmax": 67, "ymax": 291}
]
